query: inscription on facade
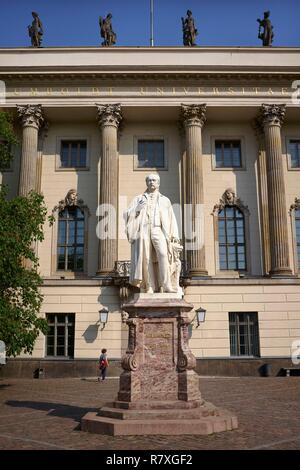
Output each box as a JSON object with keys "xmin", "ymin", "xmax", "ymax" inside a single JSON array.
[{"xmin": 7, "ymin": 85, "xmax": 294, "ymax": 99}]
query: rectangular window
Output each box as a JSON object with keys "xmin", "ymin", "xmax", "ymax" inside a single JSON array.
[
  {"xmin": 60, "ymin": 140, "xmax": 87, "ymax": 168},
  {"xmin": 46, "ymin": 313, "xmax": 75, "ymax": 358},
  {"xmin": 137, "ymin": 139, "xmax": 165, "ymax": 168},
  {"xmin": 215, "ymin": 140, "xmax": 242, "ymax": 168},
  {"xmin": 229, "ymin": 312, "xmax": 260, "ymax": 357},
  {"xmin": 289, "ymin": 140, "xmax": 300, "ymax": 168}
]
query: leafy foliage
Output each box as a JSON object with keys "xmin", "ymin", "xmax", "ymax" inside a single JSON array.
[
  {"xmin": 0, "ymin": 187, "xmax": 50, "ymax": 356},
  {"xmin": 0, "ymin": 111, "xmax": 18, "ymax": 170}
]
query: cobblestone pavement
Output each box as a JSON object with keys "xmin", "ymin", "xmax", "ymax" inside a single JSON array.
[{"xmin": 0, "ymin": 376, "xmax": 300, "ymax": 450}]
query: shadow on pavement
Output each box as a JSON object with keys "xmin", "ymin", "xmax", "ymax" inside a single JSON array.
[{"xmin": 6, "ymin": 400, "xmax": 98, "ymax": 423}]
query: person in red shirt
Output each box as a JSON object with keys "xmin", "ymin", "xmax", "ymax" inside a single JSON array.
[{"xmin": 98, "ymin": 348, "xmax": 109, "ymax": 381}]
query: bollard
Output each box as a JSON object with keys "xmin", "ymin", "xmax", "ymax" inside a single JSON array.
[{"xmin": 262, "ymin": 363, "xmax": 272, "ymax": 377}]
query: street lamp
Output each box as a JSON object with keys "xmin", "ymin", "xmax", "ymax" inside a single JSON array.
[
  {"xmin": 98, "ymin": 307, "xmax": 109, "ymax": 330},
  {"xmin": 195, "ymin": 307, "xmax": 206, "ymax": 328}
]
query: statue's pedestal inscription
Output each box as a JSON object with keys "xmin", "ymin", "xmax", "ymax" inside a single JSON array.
[{"xmin": 81, "ymin": 297, "xmax": 238, "ymax": 435}]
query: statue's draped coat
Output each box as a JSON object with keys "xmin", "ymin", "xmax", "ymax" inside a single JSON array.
[{"xmin": 125, "ymin": 192, "xmax": 179, "ymax": 287}]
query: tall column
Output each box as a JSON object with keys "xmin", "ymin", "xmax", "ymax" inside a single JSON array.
[
  {"xmin": 259, "ymin": 104, "xmax": 292, "ymax": 276},
  {"xmin": 253, "ymin": 119, "xmax": 271, "ymax": 275},
  {"xmin": 180, "ymin": 104, "xmax": 207, "ymax": 276},
  {"xmin": 96, "ymin": 104, "xmax": 122, "ymax": 275},
  {"xmin": 17, "ymin": 105, "xmax": 44, "ymax": 196}
]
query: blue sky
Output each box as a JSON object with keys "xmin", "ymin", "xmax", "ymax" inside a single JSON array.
[{"xmin": 0, "ymin": 0, "xmax": 299, "ymax": 47}]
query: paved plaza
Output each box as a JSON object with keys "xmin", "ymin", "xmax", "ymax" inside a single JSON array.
[{"xmin": 0, "ymin": 376, "xmax": 299, "ymax": 450}]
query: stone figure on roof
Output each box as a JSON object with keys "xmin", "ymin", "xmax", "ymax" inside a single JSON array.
[
  {"xmin": 257, "ymin": 11, "xmax": 274, "ymax": 47},
  {"xmin": 99, "ymin": 13, "xmax": 116, "ymax": 46},
  {"xmin": 28, "ymin": 12, "xmax": 43, "ymax": 48},
  {"xmin": 181, "ymin": 10, "xmax": 198, "ymax": 47}
]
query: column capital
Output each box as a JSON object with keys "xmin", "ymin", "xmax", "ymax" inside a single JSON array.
[
  {"xmin": 17, "ymin": 104, "xmax": 44, "ymax": 130},
  {"xmin": 96, "ymin": 103, "xmax": 123, "ymax": 128},
  {"xmin": 259, "ymin": 103, "xmax": 286, "ymax": 127},
  {"xmin": 180, "ymin": 103, "xmax": 207, "ymax": 128}
]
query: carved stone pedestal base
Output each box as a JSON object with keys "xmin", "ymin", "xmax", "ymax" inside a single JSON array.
[{"xmin": 81, "ymin": 297, "xmax": 238, "ymax": 436}]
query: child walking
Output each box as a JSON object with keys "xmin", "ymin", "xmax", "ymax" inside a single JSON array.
[{"xmin": 98, "ymin": 348, "xmax": 109, "ymax": 381}]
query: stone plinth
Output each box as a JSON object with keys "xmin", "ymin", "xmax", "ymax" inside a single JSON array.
[{"xmin": 81, "ymin": 297, "xmax": 238, "ymax": 435}]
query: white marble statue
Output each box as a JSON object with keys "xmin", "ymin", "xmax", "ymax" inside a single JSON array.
[{"xmin": 125, "ymin": 174, "xmax": 183, "ymax": 294}]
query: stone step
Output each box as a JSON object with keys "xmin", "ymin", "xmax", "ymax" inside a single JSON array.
[
  {"xmin": 99, "ymin": 404, "xmax": 218, "ymax": 420},
  {"xmin": 81, "ymin": 411, "xmax": 238, "ymax": 436}
]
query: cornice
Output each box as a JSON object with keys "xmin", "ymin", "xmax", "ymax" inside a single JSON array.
[
  {"xmin": 0, "ymin": 46, "xmax": 299, "ymax": 78},
  {"xmin": 1, "ymin": 46, "xmax": 300, "ymax": 51},
  {"xmin": 1, "ymin": 72, "xmax": 299, "ymax": 84}
]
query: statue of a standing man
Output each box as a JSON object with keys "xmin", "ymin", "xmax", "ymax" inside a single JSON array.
[
  {"xmin": 28, "ymin": 11, "xmax": 43, "ymax": 48},
  {"xmin": 125, "ymin": 174, "xmax": 182, "ymax": 294},
  {"xmin": 99, "ymin": 13, "xmax": 116, "ymax": 46},
  {"xmin": 181, "ymin": 10, "xmax": 198, "ymax": 46},
  {"xmin": 257, "ymin": 11, "xmax": 274, "ymax": 46}
]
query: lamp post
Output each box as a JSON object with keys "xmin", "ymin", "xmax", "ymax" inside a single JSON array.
[
  {"xmin": 98, "ymin": 308, "xmax": 109, "ymax": 330},
  {"xmin": 195, "ymin": 307, "xmax": 206, "ymax": 328}
]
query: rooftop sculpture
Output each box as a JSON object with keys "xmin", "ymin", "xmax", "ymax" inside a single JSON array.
[
  {"xmin": 257, "ymin": 10, "xmax": 274, "ymax": 46},
  {"xmin": 28, "ymin": 11, "xmax": 43, "ymax": 48},
  {"xmin": 28, "ymin": 11, "xmax": 44, "ymax": 47},
  {"xmin": 99, "ymin": 13, "xmax": 116, "ymax": 46},
  {"xmin": 181, "ymin": 10, "xmax": 198, "ymax": 46}
]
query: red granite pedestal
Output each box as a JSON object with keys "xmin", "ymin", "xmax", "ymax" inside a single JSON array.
[{"xmin": 81, "ymin": 296, "xmax": 238, "ymax": 435}]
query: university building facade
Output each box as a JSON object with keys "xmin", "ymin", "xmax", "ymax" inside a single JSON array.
[{"xmin": 1, "ymin": 46, "xmax": 300, "ymax": 376}]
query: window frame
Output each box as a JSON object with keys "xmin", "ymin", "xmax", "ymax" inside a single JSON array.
[
  {"xmin": 51, "ymin": 196, "xmax": 90, "ymax": 278},
  {"xmin": 212, "ymin": 194, "xmax": 251, "ymax": 277},
  {"xmin": 286, "ymin": 137, "xmax": 300, "ymax": 171},
  {"xmin": 218, "ymin": 206, "xmax": 247, "ymax": 272},
  {"xmin": 229, "ymin": 312, "xmax": 260, "ymax": 358},
  {"xmin": 55, "ymin": 136, "xmax": 90, "ymax": 171},
  {"xmin": 57, "ymin": 206, "xmax": 85, "ymax": 273},
  {"xmin": 211, "ymin": 136, "xmax": 246, "ymax": 171},
  {"xmin": 133, "ymin": 135, "xmax": 168, "ymax": 171},
  {"xmin": 45, "ymin": 313, "xmax": 75, "ymax": 359},
  {"xmin": 290, "ymin": 199, "xmax": 300, "ymax": 276},
  {"xmin": 295, "ymin": 208, "xmax": 300, "ymax": 273}
]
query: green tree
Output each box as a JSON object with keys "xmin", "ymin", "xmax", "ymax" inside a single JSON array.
[
  {"xmin": 0, "ymin": 111, "xmax": 49, "ymax": 356},
  {"xmin": 0, "ymin": 111, "xmax": 18, "ymax": 170}
]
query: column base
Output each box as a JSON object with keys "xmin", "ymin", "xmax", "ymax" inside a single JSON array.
[
  {"xmin": 95, "ymin": 270, "xmax": 114, "ymax": 277},
  {"xmin": 81, "ymin": 400, "xmax": 238, "ymax": 436},
  {"xmin": 269, "ymin": 268, "xmax": 294, "ymax": 277},
  {"xmin": 188, "ymin": 270, "xmax": 209, "ymax": 278}
]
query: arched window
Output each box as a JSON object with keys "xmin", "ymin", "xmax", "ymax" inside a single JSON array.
[
  {"xmin": 213, "ymin": 189, "xmax": 249, "ymax": 272},
  {"xmin": 218, "ymin": 206, "xmax": 246, "ymax": 271},
  {"xmin": 57, "ymin": 206, "xmax": 85, "ymax": 271},
  {"xmin": 290, "ymin": 198, "xmax": 300, "ymax": 273},
  {"xmin": 52, "ymin": 190, "xmax": 89, "ymax": 274}
]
